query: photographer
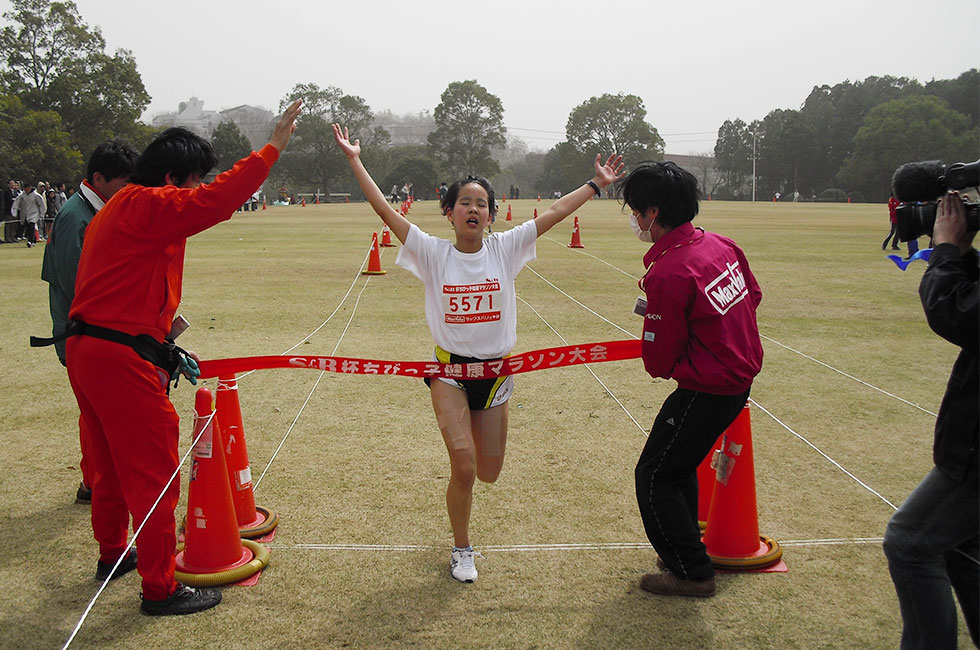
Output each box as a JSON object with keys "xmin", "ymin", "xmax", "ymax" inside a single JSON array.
[{"xmin": 883, "ymin": 190, "xmax": 979, "ymax": 648}]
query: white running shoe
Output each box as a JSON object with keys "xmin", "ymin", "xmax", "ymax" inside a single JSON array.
[{"xmin": 450, "ymin": 547, "xmax": 480, "ymax": 583}]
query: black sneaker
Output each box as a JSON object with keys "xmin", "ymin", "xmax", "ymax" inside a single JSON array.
[
  {"xmin": 140, "ymin": 584, "xmax": 221, "ymax": 616},
  {"xmin": 95, "ymin": 549, "xmax": 138, "ymax": 581},
  {"xmin": 75, "ymin": 482, "xmax": 92, "ymax": 504}
]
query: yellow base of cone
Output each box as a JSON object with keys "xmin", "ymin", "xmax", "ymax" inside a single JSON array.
[
  {"xmin": 239, "ymin": 505, "xmax": 279, "ymax": 539},
  {"xmin": 175, "ymin": 538, "xmax": 270, "ymax": 587},
  {"xmin": 706, "ymin": 535, "xmax": 783, "ymax": 570}
]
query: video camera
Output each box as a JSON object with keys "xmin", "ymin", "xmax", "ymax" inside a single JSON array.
[{"xmin": 891, "ymin": 159, "xmax": 979, "ymax": 241}]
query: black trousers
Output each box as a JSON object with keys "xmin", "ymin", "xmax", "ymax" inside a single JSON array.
[
  {"xmin": 635, "ymin": 387, "xmax": 750, "ymax": 580},
  {"xmin": 883, "ymin": 222, "xmax": 900, "ymax": 249},
  {"xmin": 3, "ymin": 217, "xmax": 17, "ymax": 242}
]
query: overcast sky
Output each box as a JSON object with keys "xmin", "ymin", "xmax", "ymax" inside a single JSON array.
[{"xmin": 3, "ymin": 0, "xmax": 978, "ymax": 153}]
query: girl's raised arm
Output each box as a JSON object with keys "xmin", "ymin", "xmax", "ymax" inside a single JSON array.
[
  {"xmin": 533, "ymin": 153, "xmax": 625, "ymax": 238},
  {"xmin": 332, "ymin": 123, "xmax": 411, "ymax": 243}
]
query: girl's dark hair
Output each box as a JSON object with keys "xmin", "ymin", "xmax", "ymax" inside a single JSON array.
[
  {"xmin": 620, "ymin": 161, "xmax": 701, "ymax": 229},
  {"xmin": 440, "ymin": 175, "xmax": 496, "ymax": 216},
  {"xmin": 130, "ymin": 127, "xmax": 218, "ymax": 187}
]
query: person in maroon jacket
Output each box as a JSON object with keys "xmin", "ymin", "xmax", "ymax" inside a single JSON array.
[
  {"xmin": 622, "ymin": 161, "xmax": 763, "ymax": 598},
  {"xmin": 884, "ymin": 195, "xmax": 901, "ymax": 250}
]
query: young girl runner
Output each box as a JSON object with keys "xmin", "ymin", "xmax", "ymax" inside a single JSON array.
[{"xmin": 333, "ymin": 123, "xmax": 624, "ymax": 582}]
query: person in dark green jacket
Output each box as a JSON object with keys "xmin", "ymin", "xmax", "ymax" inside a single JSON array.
[{"xmin": 40, "ymin": 140, "xmax": 138, "ymax": 503}]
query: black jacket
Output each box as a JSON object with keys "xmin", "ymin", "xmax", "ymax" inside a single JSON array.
[
  {"xmin": 2, "ymin": 187, "xmax": 16, "ymax": 216},
  {"xmin": 919, "ymin": 243, "xmax": 979, "ymax": 481}
]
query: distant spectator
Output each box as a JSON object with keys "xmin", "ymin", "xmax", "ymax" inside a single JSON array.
[
  {"xmin": 12, "ymin": 182, "xmax": 45, "ymax": 247},
  {"xmin": 53, "ymin": 183, "xmax": 67, "ymax": 212},
  {"xmin": 44, "ymin": 188, "xmax": 58, "ymax": 239},
  {"xmin": 3, "ymin": 180, "xmax": 20, "ymax": 243},
  {"xmin": 883, "ymin": 195, "xmax": 901, "ymax": 251}
]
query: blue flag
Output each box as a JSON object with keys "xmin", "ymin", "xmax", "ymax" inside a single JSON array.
[{"xmin": 887, "ymin": 248, "xmax": 933, "ymax": 271}]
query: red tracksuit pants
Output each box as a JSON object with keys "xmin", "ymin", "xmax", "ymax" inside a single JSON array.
[{"xmin": 67, "ymin": 335, "xmax": 180, "ymax": 601}]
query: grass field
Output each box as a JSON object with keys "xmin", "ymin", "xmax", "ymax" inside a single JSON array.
[{"xmin": 0, "ymin": 198, "xmax": 973, "ymax": 648}]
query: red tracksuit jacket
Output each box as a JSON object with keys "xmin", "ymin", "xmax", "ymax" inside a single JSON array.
[{"xmin": 70, "ymin": 144, "xmax": 279, "ymax": 339}]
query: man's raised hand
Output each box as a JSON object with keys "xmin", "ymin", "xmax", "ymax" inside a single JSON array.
[{"xmin": 269, "ymin": 99, "xmax": 303, "ymax": 153}]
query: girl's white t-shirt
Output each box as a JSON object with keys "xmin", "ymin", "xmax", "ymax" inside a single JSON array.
[{"xmin": 396, "ymin": 220, "xmax": 537, "ymax": 359}]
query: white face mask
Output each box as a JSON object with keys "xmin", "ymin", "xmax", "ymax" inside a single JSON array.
[{"xmin": 630, "ymin": 213, "xmax": 654, "ymax": 243}]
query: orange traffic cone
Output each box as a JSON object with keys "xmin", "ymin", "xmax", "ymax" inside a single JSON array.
[
  {"xmin": 345, "ymin": 195, "xmax": 350, "ymax": 203},
  {"xmin": 506, "ymin": 204, "xmax": 512, "ymax": 221},
  {"xmin": 262, "ymin": 198, "xmax": 266, "ymax": 210},
  {"xmin": 362, "ymin": 232, "xmax": 386, "ymax": 275},
  {"xmin": 568, "ymin": 216, "xmax": 585, "ymax": 248},
  {"xmin": 702, "ymin": 403, "xmax": 783, "ymax": 570},
  {"xmin": 175, "ymin": 388, "xmax": 269, "ymax": 586},
  {"xmin": 380, "ymin": 225, "xmax": 396, "ymax": 247},
  {"xmin": 301, "ymin": 197, "xmax": 306, "ymax": 207},
  {"xmin": 216, "ymin": 376, "xmax": 278, "ymax": 539},
  {"xmin": 314, "ymin": 194, "xmax": 320, "ymax": 204},
  {"xmin": 533, "ymin": 208, "xmax": 538, "ymax": 219},
  {"xmin": 537, "ymin": 194, "xmax": 541, "ymax": 201}
]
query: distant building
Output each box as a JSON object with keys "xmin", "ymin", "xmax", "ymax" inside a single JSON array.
[
  {"xmin": 664, "ymin": 153, "xmax": 719, "ymax": 197},
  {"xmin": 374, "ymin": 110, "xmax": 436, "ymax": 147},
  {"xmin": 218, "ymin": 104, "xmax": 276, "ymax": 150},
  {"xmin": 152, "ymin": 97, "xmax": 275, "ymax": 151}
]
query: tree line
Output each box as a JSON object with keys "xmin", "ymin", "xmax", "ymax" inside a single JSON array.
[
  {"xmin": 714, "ymin": 72, "xmax": 978, "ymax": 202},
  {"xmin": 2, "ymin": 0, "xmax": 975, "ymax": 203}
]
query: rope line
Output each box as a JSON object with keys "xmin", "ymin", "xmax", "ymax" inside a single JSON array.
[
  {"xmin": 541, "ymin": 234, "xmax": 640, "ymax": 279},
  {"xmin": 523, "ymin": 261, "xmax": 904, "ymax": 513},
  {"xmin": 516, "ymin": 295, "xmax": 646, "ymax": 434},
  {"xmin": 538, "ymin": 229, "xmax": 936, "ymax": 418},
  {"xmin": 237, "ymin": 244, "xmax": 374, "ymax": 380},
  {"xmin": 63, "ymin": 411, "xmax": 216, "ymax": 649},
  {"xmin": 270, "ymin": 537, "xmax": 885, "ymax": 552},
  {"xmin": 254, "ymin": 269, "xmax": 377, "ymax": 492},
  {"xmin": 758, "ymin": 334, "xmax": 938, "ymax": 417},
  {"xmin": 60, "ymin": 220, "xmax": 966, "ymax": 646},
  {"xmin": 523, "ymin": 264, "xmax": 636, "ymax": 339},
  {"xmin": 66, "ymin": 240, "xmax": 382, "ymax": 645},
  {"xmin": 747, "ymin": 398, "xmax": 899, "ymax": 511}
]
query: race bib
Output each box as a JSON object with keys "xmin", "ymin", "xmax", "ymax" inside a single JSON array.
[{"xmin": 442, "ymin": 281, "xmax": 501, "ymax": 324}]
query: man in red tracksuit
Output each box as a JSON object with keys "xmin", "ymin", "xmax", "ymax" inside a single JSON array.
[
  {"xmin": 622, "ymin": 161, "xmax": 763, "ymax": 598},
  {"xmin": 66, "ymin": 100, "xmax": 301, "ymax": 616}
]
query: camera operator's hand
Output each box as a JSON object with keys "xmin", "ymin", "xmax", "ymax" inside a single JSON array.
[{"xmin": 934, "ymin": 191, "xmax": 974, "ymax": 254}]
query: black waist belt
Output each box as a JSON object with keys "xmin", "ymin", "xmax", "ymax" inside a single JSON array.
[{"xmin": 31, "ymin": 320, "xmax": 181, "ymax": 377}]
